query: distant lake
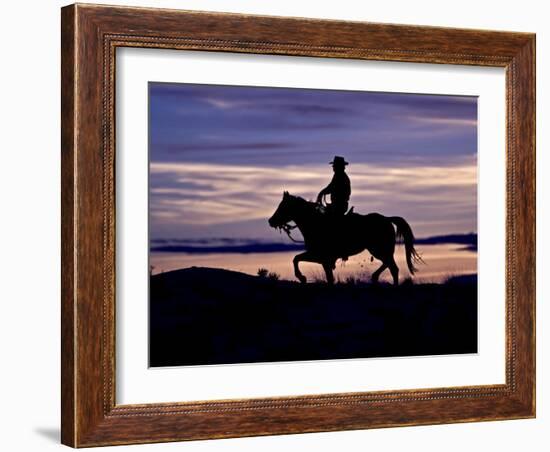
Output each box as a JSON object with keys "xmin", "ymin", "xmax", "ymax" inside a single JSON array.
[{"xmin": 150, "ymin": 243, "xmax": 476, "ymax": 284}]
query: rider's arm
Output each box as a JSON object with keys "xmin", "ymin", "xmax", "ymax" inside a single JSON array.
[{"xmin": 316, "ymin": 180, "xmax": 334, "ymax": 203}]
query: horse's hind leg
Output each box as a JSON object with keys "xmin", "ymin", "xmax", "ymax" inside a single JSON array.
[
  {"xmin": 371, "ymin": 263, "xmax": 387, "ymax": 284},
  {"xmin": 388, "ymin": 257, "xmax": 399, "ymax": 286},
  {"xmin": 322, "ymin": 261, "xmax": 335, "ymax": 285}
]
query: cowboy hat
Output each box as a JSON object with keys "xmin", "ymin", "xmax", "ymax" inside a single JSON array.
[{"xmin": 329, "ymin": 156, "xmax": 348, "ymax": 166}]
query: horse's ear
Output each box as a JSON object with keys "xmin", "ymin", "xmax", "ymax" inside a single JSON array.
[{"xmin": 283, "ymin": 190, "xmax": 289, "ymax": 197}]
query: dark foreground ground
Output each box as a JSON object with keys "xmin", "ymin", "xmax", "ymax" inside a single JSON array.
[{"xmin": 149, "ymin": 267, "xmax": 477, "ymax": 367}]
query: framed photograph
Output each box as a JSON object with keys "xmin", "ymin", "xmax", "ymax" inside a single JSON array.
[{"xmin": 61, "ymin": 3, "xmax": 535, "ymax": 447}]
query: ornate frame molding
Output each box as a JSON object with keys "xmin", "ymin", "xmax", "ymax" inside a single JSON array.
[{"xmin": 62, "ymin": 4, "xmax": 535, "ymax": 447}]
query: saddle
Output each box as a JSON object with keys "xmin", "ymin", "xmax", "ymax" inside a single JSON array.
[{"xmin": 316, "ymin": 203, "xmax": 355, "ymax": 217}]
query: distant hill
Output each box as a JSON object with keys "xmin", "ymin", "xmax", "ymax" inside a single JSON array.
[
  {"xmin": 150, "ymin": 242, "xmax": 304, "ymax": 254},
  {"xmin": 150, "ymin": 233, "xmax": 477, "ymax": 254},
  {"xmin": 415, "ymin": 233, "xmax": 477, "ymax": 251},
  {"xmin": 149, "ymin": 267, "xmax": 478, "ymax": 367}
]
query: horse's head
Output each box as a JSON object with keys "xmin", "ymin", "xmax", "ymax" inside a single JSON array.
[{"xmin": 268, "ymin": 191, "xmax": 296, "ymax": 229}]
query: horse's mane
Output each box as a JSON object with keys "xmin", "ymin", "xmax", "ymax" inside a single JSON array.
[{"xmin": 287, "ymin": 194, "xmax": 318, "ymax": 211}]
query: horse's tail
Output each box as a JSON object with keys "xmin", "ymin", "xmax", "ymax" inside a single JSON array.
[{"xmin": 389, "ymin": 216, "xmax": 423, "ymax": 274}]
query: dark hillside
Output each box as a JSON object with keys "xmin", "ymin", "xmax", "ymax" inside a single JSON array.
[{"xmin": 150, "ymin": 267, "xmax": 477, "ymax": 367}]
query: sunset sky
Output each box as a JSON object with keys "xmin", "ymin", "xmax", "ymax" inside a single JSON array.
[{"xmin": 149, "ymin": 82, "xmax": 477, "ymax": 242}]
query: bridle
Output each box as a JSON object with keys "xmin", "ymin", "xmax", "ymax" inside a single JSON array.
[{"xmin": 272, "ymin": 196, "xmax": 326, "ymax": 244}]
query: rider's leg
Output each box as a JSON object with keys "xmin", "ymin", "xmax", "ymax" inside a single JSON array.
[{"xmin": 329, "ymin": 202, "xmax": 348, "ymax": 259}]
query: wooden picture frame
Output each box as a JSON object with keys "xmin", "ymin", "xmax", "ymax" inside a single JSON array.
[{"xmin": 61, "ymin": 3, "xmax": 535, "ymax": 447}]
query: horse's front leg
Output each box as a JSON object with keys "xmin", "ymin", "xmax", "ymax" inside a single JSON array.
[{"xmin": 293, "ymin": 251, "xmax": 316, "ymax": 284}]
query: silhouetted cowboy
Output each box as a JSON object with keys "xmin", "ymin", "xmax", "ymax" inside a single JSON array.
[{"xmin": 316, "ymin": 156, "xmax": 351, "ymax": 216}]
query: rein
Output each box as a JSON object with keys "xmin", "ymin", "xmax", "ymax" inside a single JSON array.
[{"xmin": 281, "ymin": 223, "xmax": 304, "ymax": 244}]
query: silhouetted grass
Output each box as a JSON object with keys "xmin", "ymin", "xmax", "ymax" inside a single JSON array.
[{"xmin": 257, "ymin": 267, "xmax": 280, "ymax": 281}]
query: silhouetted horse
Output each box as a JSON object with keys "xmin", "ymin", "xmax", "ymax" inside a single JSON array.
[{"xmin": 268, "ymin": 192, "xmax": 422, "ymax": 285}]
